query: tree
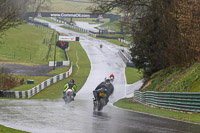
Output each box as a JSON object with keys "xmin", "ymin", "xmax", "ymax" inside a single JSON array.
[
  {"xmin": 89, "ymin": 0, "xmax": 170, "ymax": 76},
  {"xmin": 89, "ymin": 0, "xmax": 200, "ymax": 77},
  {"xmin": 0, "ymin": 0, "xmax": 50, "ymax": 39},
  {"xmin": 175, "ymin": 0, "xmax": 200, "ymax": 65},
  {"xmin": 29, "ymin": 0, "xmax": 51, "ymax": 14},
  {"xmin": 0, "ymin": 0, "xmax": 24, "ymax": 39}
]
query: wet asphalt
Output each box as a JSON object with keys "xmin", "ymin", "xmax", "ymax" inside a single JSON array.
[
  {"xmin": 1, "ymin": 99, "xmax": 200, "ymax": 133},
  {"xmin": 0, "ymin": 19, "xmax": 200, "ymax": 133}
]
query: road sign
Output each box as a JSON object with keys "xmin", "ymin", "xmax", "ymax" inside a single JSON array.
[
  {"xmin": 56, "ymin": 41, "xmax": 69, "ymax": 50},
  {"xmin": 59, "ymin": 36, "xmax": 79, "ymax": 41}
]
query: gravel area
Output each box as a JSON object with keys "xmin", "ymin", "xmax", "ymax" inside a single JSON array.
[{"xmin": 0, "ymin": 63, "xmax": 59, "ymax": 77}]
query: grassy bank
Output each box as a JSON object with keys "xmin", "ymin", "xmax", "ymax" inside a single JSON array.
[
  {"xmin": 125, "ymin": 67, "xmax": 143, "ymax": 84},
  {"xmin": 11, "ymin": 75, "xmax": 49, "ymax": 91},
  {"xmin": 114, "ymin": 98, "xmax": 200, "ymax": 124},
  {"xmin": 0, "ymin": 24, "xmax": 65, "ymax": 64},
  {"xmin": 115, "ymin": 62, "xmax": 200, "ymax": 124},
  {"xmin": 31, "ymin": 41, "xmax": 90, "ymax": 99},
  {"xmin": 0, "ymin": 23, "xmax": 67, "ymax": 91},
  {"xmin": 43, "ymin": 0, "xmax": 92, "ymax": 12},
  {"xmin": 142, "ymin": 62, "xmax": 200, "ymax": 92}
]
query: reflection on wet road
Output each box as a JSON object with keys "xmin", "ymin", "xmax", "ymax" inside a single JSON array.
[
  {"xmin": 0, "ymin": 19, "xmax": 200, "ymax": 133},
  {"xmin": 0, "ymin": 99, "xmax": 200, "ymax": 133}
]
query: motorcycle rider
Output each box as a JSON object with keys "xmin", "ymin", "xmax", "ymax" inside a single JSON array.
[
  {"xmin": 63, "ymin": 79, "xmax": 77, "ymax": 100},
  {"xmin": 93, "ymin": 75, "xmax": 114, "ymax": 104}
]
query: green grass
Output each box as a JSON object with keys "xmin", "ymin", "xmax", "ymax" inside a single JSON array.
[
  {"xmin": 47, "ymin": 66, "xmax": 69, "ymax": 75},
  {"xmin": 114, "ymin": 98, "xmax": 200, "ymax": 124},
  {"xmin": 0, "ymin": 125, "xmax": 28, "ymax": 133},
  {"xmin": 31, "ymin": 41, "xmax": 90, "ymax": 99},
  {"xmin": 43, "ymin": 0, "xmax": 92, "ymax": 12},
  {"xmin": 142, "ymin": 62, "xmax": 200, "ymax": 92},
  {"xmin": 11, "ymin": 75, "xmax": 49, "ymax": 91},
  {"xmin": 39, "ymin": 0, "xmax": 118, "ymax": 14},
  {"xmin": 0, "ymin": 24, "xmax": 65, "ymax": 64},
  {"xmin": 125, "ymin": 67, "xmax": 143, "ymax": 84},
  {"xmin": 100, "ymin": 20, "xmax": 121, "ymax": 32}
]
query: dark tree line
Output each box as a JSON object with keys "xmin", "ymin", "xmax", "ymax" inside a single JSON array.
[{"xmin": 89, "ymin": 0, "xmax": 200, "ymax": 78}]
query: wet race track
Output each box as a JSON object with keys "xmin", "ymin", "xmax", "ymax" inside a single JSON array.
[
  {"xmin": 1, "ymin": 98, "xmax": 200, "ymax": 133},
  {"xmin": 0, "ymin": 20, "xmax": 200, "ymax": 133}
]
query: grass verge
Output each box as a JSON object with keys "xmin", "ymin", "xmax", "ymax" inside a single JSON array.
[
  {"xmin": 114, "ymin": 98, "xmax": 200, "ymax": 124},
  {"xmin": 30, "ymin": 41, "xmax": 90, "ymax": 99},
  {"xmin": 0, "ymin": 125, "xmax": 28, "ymax": 133},
  {"xmin": 11, "ymin": 75, "xmax": 49, "ymax": 91},
  {"xmin": 47, "ymin": 66, "xmax": 69, "ymax": 75},
  {"xmin": 142, "ymin": 62, "xmax": 200, "ymax": 92},
  {"xmin": 125, "ymin": 67, "xmax": 143, "ymax": 84}
]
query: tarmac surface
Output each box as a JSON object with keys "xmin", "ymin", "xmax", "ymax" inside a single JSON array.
[{"xmin": 0, "ymin": 19, "xmax": 200, "ymax": 133}]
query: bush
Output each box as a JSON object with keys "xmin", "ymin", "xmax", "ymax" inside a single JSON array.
[{"xmin": 0, "ymin": 66, "xmax": 20, "ymax": 90}]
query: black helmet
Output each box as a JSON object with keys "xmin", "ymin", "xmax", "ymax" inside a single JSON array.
[{"xmin": 70, "ymin": 79, "xmax": 74, "ymax": 83}]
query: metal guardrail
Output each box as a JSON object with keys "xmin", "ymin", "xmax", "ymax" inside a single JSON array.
[
  {"xmin": 118, "ymin": 50, "xmax": 134, "ymax": 67},
  {"xmin": 27, "ymin": 18, "xmax": 49, "ymax": 27},
  {"xmin": 0, "ymin": 63, "xmax": 73, "ymax": 99},
  {"xmin": 134, "ymin": 91, "xmax": 200, "ymax": 112}
]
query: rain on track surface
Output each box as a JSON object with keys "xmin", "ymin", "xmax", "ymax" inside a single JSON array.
[{"xmin": 0, "ymin": 19, "xmax": 200, "ymax": 133}]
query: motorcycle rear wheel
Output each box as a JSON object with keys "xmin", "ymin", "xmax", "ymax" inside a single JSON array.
[{"xmin": 97, "ymin": 98, "xmax": 104, "ymax": 111}]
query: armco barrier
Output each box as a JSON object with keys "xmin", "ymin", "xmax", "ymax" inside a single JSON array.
[
  {"xmin": 1, "ymin": 63, "xmax": 73, "ymax": 99},
  {"xmin": 49, "ymin": 61, "xmax": 70, "ymax": 66},
  {"xmin": 134, "ymin": 91, "xmax": 200, "ymax": 112},
  {"xmin": 120, "ymin": 39, "xmax": 131, "ymax": 45},
  {"xmin": 27, "ymin": 18, "xmax": 49, "ymax": 27},
  {"xmin": 63, "ymin": 23, "xmax": 89, "ymax": 33},
  {"xmin": 118, "ymin": 50, "xmax": 134, "ymax": 67}
]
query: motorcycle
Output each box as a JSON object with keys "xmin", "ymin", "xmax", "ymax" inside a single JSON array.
[
  {"xmin": 100, "ymin": 44, "xmax": 103, "ymax": 48},
  {"xmin": 93, "ymin": 90, "xmax": 108, "ymax": 111},
  {"xmin": 63, "ymin": 89, "xmax": 74, "ymax": 104}
]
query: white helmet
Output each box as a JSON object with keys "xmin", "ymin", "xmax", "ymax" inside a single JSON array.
[{"xmin": 105, "ymin": 77, "xmax": 110, "ymax": 82}]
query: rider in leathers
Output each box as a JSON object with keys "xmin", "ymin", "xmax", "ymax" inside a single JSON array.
[
  {"xmin": 93, "ymin": 77, "xmax": 114, "ymax": 104},
  {"xmin": 63, "ymin": 79, "xmax": 77, "ymax": 100}
]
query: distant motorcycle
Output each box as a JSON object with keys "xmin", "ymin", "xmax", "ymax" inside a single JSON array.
[
  {"xmin": 93, "ymin": 88, "xmax": 108, "ymax": 111},
  {"xmin": 63, "ymin": 89, "xmax": 74, "ymax": 104},
  {"xmin": 100, "ymin": 44, "xmax": 102, "ymax": 48}
]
